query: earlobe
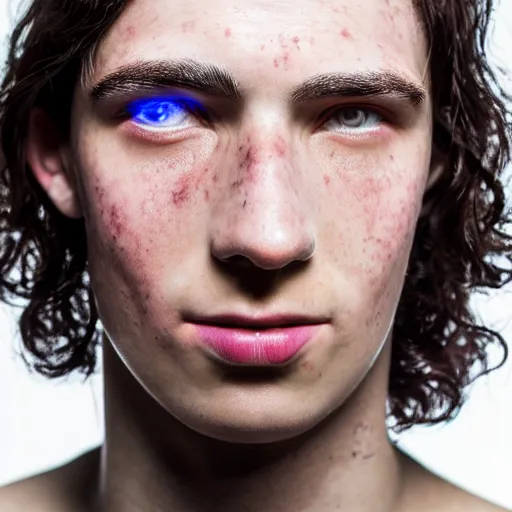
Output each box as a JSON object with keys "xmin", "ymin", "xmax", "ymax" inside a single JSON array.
[{"xmin": 26, "ymin": 108, "xmax": 82, "ymax": 219}]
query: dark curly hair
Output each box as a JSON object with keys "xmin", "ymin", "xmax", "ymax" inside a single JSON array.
[{"xmin": 0, "ymin": 0, "xmax": 511, "ymax": 432}]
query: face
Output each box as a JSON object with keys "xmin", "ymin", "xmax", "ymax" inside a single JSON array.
[{"xmin": 68, "ymin": 0, "xmax": 431, "ymax": 442}]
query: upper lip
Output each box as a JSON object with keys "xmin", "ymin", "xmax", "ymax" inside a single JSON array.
[{"xmin": 185, "ymin": 313, "xmax": 328, "ymax": 329}]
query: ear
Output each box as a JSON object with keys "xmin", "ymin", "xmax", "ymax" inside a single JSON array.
[
  {"xmin": 26, "ymin": 108, "xmax": 82, "ymax": 219},
  {"xmin": 420, "ymin": 145, "xmax": 447, "ymax": 217}
]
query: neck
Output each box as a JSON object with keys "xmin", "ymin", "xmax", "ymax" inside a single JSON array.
[{"xmin": 97, "ymin": 340, "xmax": 405, "ymax": 512}]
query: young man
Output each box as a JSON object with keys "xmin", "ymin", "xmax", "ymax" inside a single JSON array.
[{"xmin": 0, "ymin": 0, "xmax": 511, "ymax": 510}]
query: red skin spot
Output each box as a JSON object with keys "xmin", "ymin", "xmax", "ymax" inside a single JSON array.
[
  {"xmin": 273, "ymin": 58, "xmax": 280, "ymax": 68},
  {"xmin": 224, "ymin": 27, "xmax": 232, "ymax": 37},
  {"xmin": 301, "ymin": 361, "xmax": 315, "ymax": 371},
  {"xmin": 124, "ymin": 25, "xmax": 136, "ymax": 38},
  {"xmin": 291, "ymin": 36, "xmax": 300, "ymax": 50},
  {"xmin": 324, "ymin": 175, "xmax": 331, "ymax": 186},
  {"xmin": 110, "ymin": 205, "xmax": 123, "ymax": 239},
  {"xmin": 204, "ymin": 190, "xmax": 210, "ymax": 202},
  {"xmin": 181, "ymin": 21, "xmax": 195, "ymax": 33},
  {"xmin": 239, "ymin": 145, "xmax": 259, "ymax": 180},
  {"xmin": 274, "ymin": 136, "xmax": 287, "ymax": 157},
  {"xmin": 340, "ymin": 28, "xmax": 351, "ymax": 38},
  {"xmin": 172, "ymin": 175, "xmax": 191, "ymax": 206}
]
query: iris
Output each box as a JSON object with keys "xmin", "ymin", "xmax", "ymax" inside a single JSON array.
[{"xmin": 126, "ymin": 97, "xmax": 201, "ymax": 128}]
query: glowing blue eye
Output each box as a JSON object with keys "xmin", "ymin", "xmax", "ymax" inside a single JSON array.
[{"xmin": 127, "ymin": 97, "xmax": 199, "ymax": 128}]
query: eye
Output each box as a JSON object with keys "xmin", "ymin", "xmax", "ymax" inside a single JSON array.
[
  {"xmin": 324, "ymin": 107, "xmax": 383, "ymax": 133},
  {"xmin": 126, "ymin": 96, "xmax": 204, "ymax": 130}
]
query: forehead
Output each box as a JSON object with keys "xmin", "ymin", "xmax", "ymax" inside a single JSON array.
[{"xmin": 92, "ymin": 0, "xmax": 428, "ymax": 95}]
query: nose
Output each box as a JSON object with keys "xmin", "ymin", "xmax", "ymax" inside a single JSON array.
[{"xmin": 209, "ymin": 133, "xmax": 316, "ymax": 271}]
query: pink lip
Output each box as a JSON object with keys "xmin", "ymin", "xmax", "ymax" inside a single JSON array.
[{"xmin": 194, "ymin": 324, "xmax": 322, "ymax": 365}]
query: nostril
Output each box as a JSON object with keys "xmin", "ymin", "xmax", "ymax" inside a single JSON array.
[{"xmin": 220, "ymin": 255, "xmax": 255, "ymax": 268}]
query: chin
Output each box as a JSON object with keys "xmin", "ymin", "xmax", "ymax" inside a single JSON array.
[{"xmin": 167, "ymin": 391, "xmax": 333, "ymax": 445}]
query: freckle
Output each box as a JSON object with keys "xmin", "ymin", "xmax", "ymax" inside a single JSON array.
[
  {"xmin": 224, "ymin": 27, "xmax": 232, "ymax": 37},
  {"xmin": 324, "ymin": 175, "xmax": 331, "ymax": 186},
  {"xmin": 242, "ymin": 199, "xmax": 247, "ymax": 208},
  {"xmin": 389, "ymin": 155, "xmax": 395, "ymax": 161},
  {"xmin": 330, "ymin": 151, "xmax": 335, "ymax": 159},
  {"xmin": 340, "ymin": 28, "xmax": 351, "ymax": 38}
]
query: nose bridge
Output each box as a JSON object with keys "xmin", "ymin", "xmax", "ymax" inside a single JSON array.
[{"xmin": 209, "ymin": 124, "xmax": 316, "ymax": 270}]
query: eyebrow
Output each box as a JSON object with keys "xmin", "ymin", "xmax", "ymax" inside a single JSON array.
[
  {"xmin": 89, "ymin": 59, "xmax": 243, "ymax": 103},
  {"xmin": 291, "ymin": 70, "xmax": 426, "ymax": 107},
  {"xmin": 89, "ymin": 59, "xmax": 427, "ymax": 109}
]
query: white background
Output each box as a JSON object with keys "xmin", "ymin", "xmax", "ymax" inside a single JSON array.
[{"xmin": 0, "ymin": 0, "xmax": 512, "ymax": 509}]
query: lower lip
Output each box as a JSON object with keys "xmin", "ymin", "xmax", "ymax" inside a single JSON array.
[{"xmin": 194, "ymin": 325, "xmax": 321, "ymax": 365}]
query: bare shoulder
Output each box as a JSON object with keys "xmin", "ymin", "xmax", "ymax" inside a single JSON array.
[
  {"xmin": 398, "ymin": 450, "xmax": 510, "ymax": 512},
  {"xmin": 0, "ymin": 448, "xmax": 100, "ymax": 512}
]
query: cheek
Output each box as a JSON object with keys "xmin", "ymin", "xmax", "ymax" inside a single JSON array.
[
  {"xmin": 318, "ymin": 142, "xmax": 428, "ymax": 283},
  {"xmin": 77, "ymin": 131, "xmax": 218, "ymax": 303}
]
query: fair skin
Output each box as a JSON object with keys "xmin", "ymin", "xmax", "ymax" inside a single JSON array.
[{"xmin": 0, "ymin": 0, "xmax": 508, "ymax": 510}]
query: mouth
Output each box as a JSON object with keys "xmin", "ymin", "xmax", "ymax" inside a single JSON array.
[{"xmin": 185, "ymin": 313, "xmax": 328, "ymax": 366}]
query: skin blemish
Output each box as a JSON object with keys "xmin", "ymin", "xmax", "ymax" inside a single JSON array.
[
  {"xmin": 273, "ymin": 58, "xmax": 279, "ymax": 68},
  {"xmin": 231, "ymin": 178, "xmax": 244, "ymax": 189},
  {"xmin": 239, "ymin": 144, "xmax": 260, "ymax": 180},
  {"xmin": 260, "ymin": 44, "xmax": 265, "ymax": 51},
  {"xmin": 340, "ymin": 28, "xmax": 351, "ymax": 38},
  {"xmin": 242, "ymin": 199, "xmax": 247, "ymax": 209},
  {"xmin": 274, "ymin": 136, "xmax": 287, "ymax": 157},
  {"xmin": 204, "ymin": 190, "xmax": 210, "ymax": 202},
  {"xmin": 123, "ymin": 25, "xmax": 137, "ymax": 39},
  {"xmin": 224, "ymin": 27, "xmax": 232, "ymax": 37},
  {"xmin": 172, "ymin": 175, "xmax": 192, "ymax": 206},
  {"xmin": 181, "ymin": 20, "xmax": 195, "ymax": 33},
  {"xmin": 324, "ymin": 175, "xmax": 331, "ymax": 186},
  {"xmin": 301, "ymin": 361, "xmax": 315, "ymax": 372},
  {"xmin": 110, "ymin": 204, "xmax": 123, "ymax": 239},
  {"xmin": 291, "ymin": 36, "xmax": 300, "ymax": 50}
]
